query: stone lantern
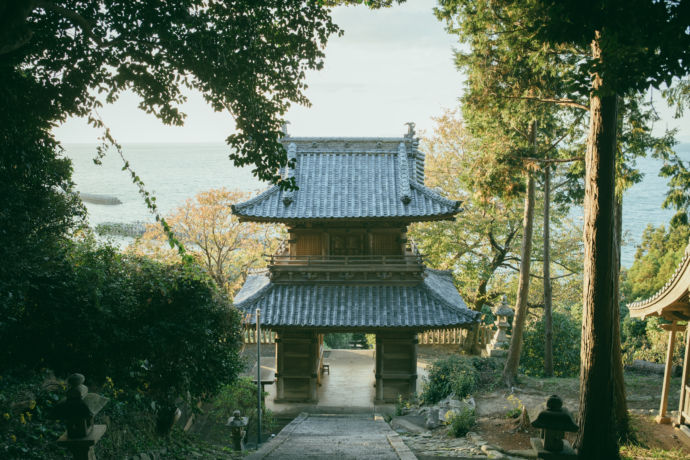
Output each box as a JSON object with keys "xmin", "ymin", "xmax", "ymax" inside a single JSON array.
[
  {"xmin": 486, "ymin": 295, "xmax": 514, "ymax": 357},
  {"xmin": 227, "ymin": 410, "xmax": 248, "ymax": 451},
  {"xmin": 51, "ymin": 373, "xmax": 108, "ymax": 460},
  {"xmin": 531, "ymin": 395, "xmax": 578, "ymax": 459}
]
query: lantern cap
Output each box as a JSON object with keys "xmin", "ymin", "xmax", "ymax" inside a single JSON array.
[
  {"xmin": 494, "ymin": 295, "xmax": 514, "ymax": 317},
  {"xmin": 227, "ymin": 410, "xmax": 248, "ymax": 428},
  {"xmin": 48, "ymin": 373, "xmax": 109, "ymax": 436},
  {"xmin": 531, "ymin": 395, "xmax": 578, "ymax": 432}
]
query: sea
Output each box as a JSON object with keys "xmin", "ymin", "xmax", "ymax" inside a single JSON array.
[{"xmin": 64, "ymin": 142, "xmax": 690, "ymax": 268}]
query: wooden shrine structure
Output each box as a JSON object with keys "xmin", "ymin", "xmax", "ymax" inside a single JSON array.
[
  {"xmin": 232, "ymin": 125, "xmax": 479, "ymax": 403},
  {"xmin": 628, "ymin": 244, "xmax": 690, "ymax": 439}
]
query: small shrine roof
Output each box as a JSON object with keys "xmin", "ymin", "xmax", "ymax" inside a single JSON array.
[
  {"xmin": 231, "ymin": 135, "xmax": 461, "ymax": 223},
  {"xmin": 233, "ymin": 268, "xmax": 479, "ymax": 329},
  {"xmin": 628, "ymin": 243, "xmax": 690, "ymax": 321}
]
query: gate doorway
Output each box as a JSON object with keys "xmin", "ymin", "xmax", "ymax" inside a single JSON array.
[{"xmin": 259, "ymin": 329, "xmax": 423, "ymax": 415}]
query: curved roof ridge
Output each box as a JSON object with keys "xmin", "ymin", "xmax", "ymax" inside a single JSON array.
[
  {"xmin": 231, "ymin": 187, "xmax": 277, "ymax": 212},
  {"xmin": 410, "ymin": 182, "xmax": 462, "ymax": 209},
  {"xmin": 627, "ymin": 242, "xmax": 690, "ymax": 312},
  {"xmin": 233, "ymin": 271, "xmax": 273, "ymax": 306},
  {"xmin": 422, "ymin": 269, "xmax": 479, "ymax": 321}
]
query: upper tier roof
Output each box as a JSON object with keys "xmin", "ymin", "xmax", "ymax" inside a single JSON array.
[{"xmin": 231, "ymin": 134, "xmax": 462, "ymax": 223}]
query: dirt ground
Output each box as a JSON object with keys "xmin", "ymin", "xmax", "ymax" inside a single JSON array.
[{"xmin": 417, "ymin": 345, "xmax": 690, "ymax": 458}]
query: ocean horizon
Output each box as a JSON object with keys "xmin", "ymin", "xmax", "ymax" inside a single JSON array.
[{"xmin": 64, "ymin": 141, "xmax": 690, "ymax": 268}]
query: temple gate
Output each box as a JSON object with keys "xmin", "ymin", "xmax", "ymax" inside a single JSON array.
[{"xmin": 233, "ymin": 125, "xmax": 479, "ymax": 403}]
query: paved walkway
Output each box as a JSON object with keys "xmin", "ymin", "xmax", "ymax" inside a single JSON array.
[
  {"xmin": 261, "ymin": 349, "xmax": 428, "ymax": 416},
  {"xmin": 247, "ymin": 413, "xmax": 417, "ymax": 460}
]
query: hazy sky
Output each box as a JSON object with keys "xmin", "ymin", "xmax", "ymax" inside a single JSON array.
[{"xmin": 53, "ymin": 0, "xmax": 689, "ymax": 144}]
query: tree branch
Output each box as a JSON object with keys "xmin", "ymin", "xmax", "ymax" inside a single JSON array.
[
  {"xmin": 36, "ymin": 1, "xmax": 102, "ymax": 45},
  {"xmin": 495, "ymin": 93, "xmax": 589, "ymax": 111}
]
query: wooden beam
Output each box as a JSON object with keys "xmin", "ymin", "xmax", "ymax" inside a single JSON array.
[
  {"xmin": 656, "ymin": 324, "xmax": 677, "ymax": 424},
  {"xmin": 661, "ymin": 323, "xmax": 686, "ymax": 332}
]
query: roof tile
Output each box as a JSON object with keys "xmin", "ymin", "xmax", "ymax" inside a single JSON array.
[{"xmin": 234, "ymin": 269, "xmax": 479, "ymax": 329}]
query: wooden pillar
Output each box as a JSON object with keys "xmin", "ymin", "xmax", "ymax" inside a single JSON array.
[
  {"xmin": 275, "ymin": 331, "xmax": 284, "ymax": 400},
  {"xmin": 375, "ymin": 332, "xmax": 417, "ymax": 403},
  {"xmin": 274, "ymin": 330, "xmax": 319, "ymax": 403},
  {"xmin": 679, "ymin": 323, "xmax": 690, "ymax": 427},
  {"xmin": 656, "ymin": 323, "xmax": 676, "ymax": 424},
  {"xmin": 375, "ymin": 336, "xmax": 384, "ymax": 401},
  {"xmin": 309, "ymin": 332, "xmax": 319, "ymax": 401}
]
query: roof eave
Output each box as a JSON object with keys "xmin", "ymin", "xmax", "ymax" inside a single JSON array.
[{"xmin": 235, "ymin": 213, "xmax": 460, "ymax": 224}]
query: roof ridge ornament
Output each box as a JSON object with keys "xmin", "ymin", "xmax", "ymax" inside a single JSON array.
[
  {"xmin": 404, "ymin": 122, "xmax": 416, "ymax": 139},
  {"xmin": 280, "ymin": 122, "xmax": 290, "ymax": 138},
  {"xmin": 282, "ymin": 142, "xmax": 297, "ymax": 206},
  {"xmin": 398, "ymin": 142, "xmax": 412, "ymax": 205}
]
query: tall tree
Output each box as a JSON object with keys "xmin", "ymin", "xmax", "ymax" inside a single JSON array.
[
  {"xmin": 0, "ymin": 1, "xmax": 340, "ymax": 335},
  {"xmin": 436, "ymin": 0, "xmax": 585, "ymax": 386},
  {"xmin": 513, "ymin": 1, "xmax": 690, "ymax": 457}
]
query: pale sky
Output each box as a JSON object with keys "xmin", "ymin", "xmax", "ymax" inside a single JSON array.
[{"xmin": 53, "ymin": 0, "xmax": 689, "ymax": 144}]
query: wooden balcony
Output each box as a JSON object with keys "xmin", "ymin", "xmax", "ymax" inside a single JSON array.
[{"xmin": 265, "ymin": 254, "xmax": 425, "ymax": 284}]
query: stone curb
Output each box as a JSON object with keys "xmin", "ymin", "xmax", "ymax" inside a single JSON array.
[{"xmin": 386, "ymin": 432, "xmax": 418, "ymax": 459}]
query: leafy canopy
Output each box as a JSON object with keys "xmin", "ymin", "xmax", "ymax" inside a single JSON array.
[{"xmin": 1, "ymin": 0, "xmax": 341, "ymax": 184}]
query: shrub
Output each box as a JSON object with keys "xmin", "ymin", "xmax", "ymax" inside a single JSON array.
[
  {"xmin": 210, "ymin": 377, "xmax": 275, "ymax": 439},
  {"xmin": 421, "ymin": 356, "xmax": 480, "ymax": 404},
  {"xmin": 622, "ymin": 315, "xmax": 686, "ymax": 367},
  {"xmin": 520, "ymin": 311, "xmax": 580, "ymax": 377},
  {"xmin": 448, "ymin": 407, "xmax": 475, "ymax": 437},
  {"xmin": 324, "ymin": 333, "xmax": 353, "ymax": 349},
  {"xmin": 394, "ymin": 395, "xmax": 414, "ymax": 416},
  {"xmin": 504, "ymin": 395, "xmax": 523, "ymax": 418},
  {"xmin": 0, "ymin": 239, "xmax": 244, "ymax": 413}
]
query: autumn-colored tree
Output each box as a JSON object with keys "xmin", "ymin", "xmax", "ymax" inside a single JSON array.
[
  {"xmin": 131, "ymin": 188, "xmax": 284, "ymax": 295},
  {"xmin": 412, "ymin": 111, "xmax": 523, "ymax": 353}
]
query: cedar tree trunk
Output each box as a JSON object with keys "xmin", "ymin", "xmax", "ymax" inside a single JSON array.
[
  {"xmin": 502, "ymin": 120, "xmax": 537, "ymax": 387},
  {"xmin": 543, "ymin": 162, "xmax": 553, "ymax": 377},
  {"xmin": 575, "ymin": 32, "xmax": 620, "ymax": 459}
]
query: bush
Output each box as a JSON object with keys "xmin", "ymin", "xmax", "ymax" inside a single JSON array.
[
  {"xmin": 0, "ymin": 239, "xmax": 244, "ymax": 412},
  {"xmin": 421, "ymin": 356, "xmax": 481, "ymax": 404},
  {"xmin": 520, "ymin": 311, "xmax": 581, "ymax": 377},
  {"xmin": 210, "ymin": 377, "xmax": 275, "ymax": 439},
  {"xmin": 448, "ymin": 407, "xmax": 475, "ymax": 437},
  {"xmin": 324, "ymin": 333, "xmax": 353, "ymax": 349},
  {"xmin": 622, "ymin": 315, "xmax": 686, "ymax": 366}
]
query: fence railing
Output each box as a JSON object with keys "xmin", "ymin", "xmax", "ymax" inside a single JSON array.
[
  {"xmin": 243, "ymin": 326, "xmax": 492, "ymax": 346},
  {"xmin": 266, "ymin": 254, "xmax": 423, "ymax": 268},
  {"xmin": 419, "ymin": 325, "xmax": 492, "ymax": 346},
  {"xmin": 243, "ymin": 328, "xmax": 276, "ymax": 344}
]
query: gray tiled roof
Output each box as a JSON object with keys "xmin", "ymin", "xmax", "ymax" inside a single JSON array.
[
  {"xmin": 231, "ymin": 137, "xmax": 461, "ymax": 222},
  {"xmin": 234, "ymin": 269, "xmax": 479, "ymax": 329}
]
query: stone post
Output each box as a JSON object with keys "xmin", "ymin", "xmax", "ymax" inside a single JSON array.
[{"xmin": 50, "ymin": 374, "xmax": 108, "ymax": 460}]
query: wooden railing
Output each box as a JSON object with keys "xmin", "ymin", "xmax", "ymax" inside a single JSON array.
[
  {"xmin": 419, "ymin": 325, "xmax": 492, "ymax": 346},
  {"xmin": 244, "ymin": 328, "xmax": 276, "ymax": 344},
  {"xmin": 419, "ymin": 328, "xmax": 465, "ymax": 345},
  {"xmin": 243, "ymin": 326, "xmax": 493, "ymax": 347},
  {"xmin": 266, "ymin": 254, "xmax": 423, "ymax": 268}
]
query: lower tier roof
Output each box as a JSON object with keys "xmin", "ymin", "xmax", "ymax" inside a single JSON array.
[{"xmin": 233, "ymin": 268, "xmax": 479, "ymax": 329}]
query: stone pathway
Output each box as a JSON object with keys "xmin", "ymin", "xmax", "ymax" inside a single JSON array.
[{"xmin": 247, "ymin": 413, "xmax": 417, "ymax": 460}]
